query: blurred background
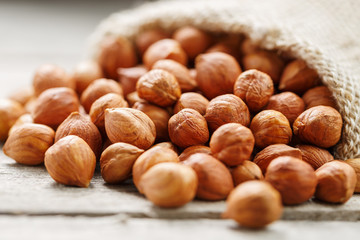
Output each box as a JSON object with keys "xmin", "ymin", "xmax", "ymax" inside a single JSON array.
[{"xmin": 0, "ymin": 0, "xmax": 153, "ymax": 97}]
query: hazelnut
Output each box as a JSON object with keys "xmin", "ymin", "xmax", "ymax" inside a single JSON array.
[
  {"xmin": 345, "ymin": 158, "xmax": 360, "ymax": 193},
  {"xmin": 265, "ymin": 92, "xmax": 305, "ymax": 124},
  {"xmin": 135, "ymin": 29, "xmax": 168, "ymax": 56},
  {"xmin": 72, "ymin": 61, "xmax": 103, "ymax": 95},
  {"xmin": 293, "ymin": 106, "xmax": 342, "ymax": 148},
  {"xmin": 172, "ymin": 26, "xmax": 211, "ymax": 59},
  {"xmin": 302, "ymin": 86, "xmax": 337, "ymax": 109},
  {"xmin": 296, "ymin": 144, "xmax": 334, "ymax": 170},
  {"xmin": 231, "ymin": 161, "xmax": 264, "ymax": 186},
  {"xmin": 279, "ymin": 59, "xmax": 320, "ymax": 94},
  {"xmin": 179, "ymin": 145, "xmax": 211, "ymax": 161},
  {"xmin": 97, "ymin": 35, "xmax": 137, "ymax": 80},
  {"xmin": 24, "ymin": 97, "xmax": 37, "ymax": 114},
  {"xmin": 89, "ymin": 93, "xmax": 128, "ymax": 133},
  {"xmin": 0, "ymin": 99, "xmax": 26, "ymax": 141},
  {"xmin": 143, "ymin": 39, "xmax": 187, "ymax": 69},
  {"xmin": 3, "ymin": 123, "xmax": 55, "ymax": 165},
  {"xmin": 100, "ymin": 142, "xmax": 144, "ymax": 184},
  {"xmin": 250, "ymin": 110, "xmax": 292, "ymax": 148},
  {"xmin": 8, "ymin": 87, "xmax": 34, "ymax": 106},
  {"xmin": 315, "ymin": 160, "xmax": 356, "ymax": 203},
  {"xmin": 55, "ymin": 112, "xmax": 102, "ymax": 157},
  {"xmin": 80, "ymin": 78, "xmax": 123, "ymax": 113},
  {"xmin": 234, "ymin": 69, "xmax": 274, "ymax": 112},
  {"xmin": 152, "ymin": 142, "xmax": 178, "ymax": 153},
  {"xmin": 204, "ymin": 94, "xmax": 250, "ymax": 132},
  {"xmin": 253, "ymin": 144, "xmax": 302, "ymax": 174},
  {"xmin": 118, "ymin": 65, "xmax": 148, "ymax": 96},
  {"xmin": 223, "ymin": 180, "xmax": 283, "ymax": 228},
  {"xmin": 174, "ymin": 92, "xmax": 209, "ymax": 115},
  {"xmin": 136, "ymin": 69, "xmax": 181, "ymax": 107},
  {"xmin": 242, "ymin": 51, "xmax": 284, "ymax": 84},
  {"xmin": 189, "ymin": 68, "xmax": 197, "ymax": 80},
  {"xmin": 104, "ymin": 108, "xmax": 156, "ymax": 149},
  {"xmin": 44, "ymin": 135, "xmax": 96, "ymax": 187},
  {"xmin": 210, "ymin": 123, "xmax": 255, "ymax": 166},
  {"xmin": 133, "ymin": 102, "xmax": 171, "ymax": 141},
  {"xmin": 265, "ymin": 156, "xmax": 317, "ymax": 205},
  {"xmin": 195, "ymin": 52, "xmax": 241, "ymax": 99},
  {"xmin": 132, "ymin": 146, "xmax": 179, "ymax": 192},
  {"xmin": 152, "ymin": 59, "xmax": 197, "ymax": 92},
  {"xmin": 240, "ymin": 38, "xmax": 259, "ymax": 55},
  {"xmin": 206, "ymin": 42, "xmax": 239, "ymax": 60},
  {"xmin": 183, "ymin": 153, "xmax": 234, "ymax": 200},
  {"xmin": 32, "ymin": 87, "xmax": 80, "ymax": 129},
  {"xmin": 139, "ymin": 162, "xmax": 197, "ymax": 208},
  {"xmin": 33, "ymin": 64, "xmax": 74, "ymax": 96},
  {"xmin": 126, "ymin": 91, "xmax": 146, "ymax": 107},
  {"xmin": 8, "ymin": 113, "xmax": 33, "ymax": 136},
  {"xmin": 168, "ymin": 108, "xmax": 209, "ymax": 148}
]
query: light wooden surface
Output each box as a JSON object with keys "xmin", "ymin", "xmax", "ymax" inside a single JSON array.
[{"xmin": 1, "ymin": 1, "xmax": 360, "ymax": 239}]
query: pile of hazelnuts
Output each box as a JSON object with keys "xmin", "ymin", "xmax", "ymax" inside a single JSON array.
[{"xmin": 1, "ymin": 26, "xmax": 360, "ymax": 228}]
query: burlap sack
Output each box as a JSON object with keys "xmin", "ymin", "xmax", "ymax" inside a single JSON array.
[{"xmin": 88, "ymin": 0, "xmax": 360, "ymax": 160}]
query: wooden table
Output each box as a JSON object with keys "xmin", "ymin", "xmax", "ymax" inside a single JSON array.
[{"xmin": 1, "ymin": 1, "xmax": 360, "ymax": 239}]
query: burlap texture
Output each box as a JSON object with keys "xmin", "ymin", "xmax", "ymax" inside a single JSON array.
[{"xmin": 88, "ymin": 0, "xmax": 360, "ymax": 159}]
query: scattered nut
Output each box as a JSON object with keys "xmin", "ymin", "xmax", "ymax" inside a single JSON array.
[
  {"xmin": 183, "ymin": 153, "xmax": 234, "ymax": 200},
  {"xmin": 315, "ymin": 160, "xmax": 356, "ymax": 203},
  {"xmin": 139, "ymin": 162, "xmax": 198, "ymax": 207},
  {"xmin": 135, "ymin": 29, "xmax": 168, "ymax": 55},
  {"xmin": 345, "ymin": 158, "xmax": 360, "ymax": 193},
  {"xmin": 210, "ymin": 123, "xmax": 255, "ymax": 166},
  {"xmin": 8, "ymin": 113, "xmax": 33, "ymax": 136},
  {"xmin": 293, "ymin": 106, "xmax": 342, "ymax": 148},
  {"xmin": 8, "ymin": 87, "xmax": 34, "ymax": 106},
  {"xmin": 132, "ymin": 146, "xmax": 179, "ymax": 192},
  {"xmin": 253, "ymin": 144, "xmax": 302, "ymax": 174},
  {"xmin": 204, "ymin": 94, "xmax": 250, "ymax": 132},
  {"xmin": 234, "ymin": 69, "xmax": 274, "ymax": 112},
  {"xmin": 195, "ymin": 52, "xmax": 241, "ymax": 99},
  {"xmin": 126, "ymin": 91, "xmax": 146, "ymax": 107},
  {"xmin": 136, "ymin": 69, "xmax": 181, "ymax": 107},
  {"xmin": 250, "ymin": 110, "xmax": 292, "ymax": 148},
  {"xmin": 231, "ymin": 161, "xmax": 264, "ymax": 186},
  {"xmin": 174, "ymin": 92, "xmax": 209, "ymax": 115},
  {"xmin": 265, "ymin": 156, "xmax": 317, "ymax": 205},
  {"xmin": 152, "ymin": 142, "xmax": 178, "ymax": 153},
  {"xmin": 179, "ymin": 145, "xmax": 211, "ymax": 161},
  {"xmin": 168, "ymin": 108, "xmax": 209, "ymax": 148},
  {"xmin": 104, "ymin": 108, "xmax": 156, "ymax": 149},
  {"xmin": 302, "ymin": 85, "xmax": 337, "ymax": 109},
  {"xmin": 296, "ymin": 144, "xmax": 334, "ymax": 170},
  {"xmin": 0, "ymin": 99, "xmax": 26, "ymax": 141},
  {"xmin": 222, "ymin": 180, "xmax": 283, "ymax": 228},
  {"xmin": 3, "ymin": 123, "xmax": 55, "ymax": 165},
  {"xmin": 72, "ymin": 61, "xmax": 103, "ymax": 95},
  {"xmin": 100, "ymin": 142, "xmax": 144, "ymax": 184},
  {"xmin": 118, "ymin": 65, "xmax": 148, "ymax": 96},
  {"xmin": 44, "ymin": 135, "xmax": 96, "ymax": 187}
]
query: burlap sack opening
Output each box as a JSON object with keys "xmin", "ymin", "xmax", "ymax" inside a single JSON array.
[{"xmin": 88, "ymin": 0, "xmax": 360, "ymax": 160}]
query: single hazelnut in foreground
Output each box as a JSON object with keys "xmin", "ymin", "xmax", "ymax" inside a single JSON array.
[
  {"xmin": 231, "ymin": 161, "xmax": 264, "ymax": 186},
  {"xmin": 55, "ymin": 112, "xmax": 102, "ymax": 157},
  {"xmin": 253, "ymin": 144, "xmax": 302, "ymax": 174},
  {"xmin": 293, "ymin": 106, "xmax": 342, "ymax": 148},
  {"xmin": 104, "ymin": 108, "xmax": 156, "ymax": 149},
  {"xmin": 222, "ymin": 180, "xmax": 283, "ymax": 228},
  {"xmin": 33, "ymin": 64, "xmax": 74, "ymax": 96},
  {"xmin": 168, "ymin": 108, "xmax": 209, "ymax": 149},
  {"xmin": 136, "ymin": 69, "xmax": 181, "ymax": 107},
  {"xmin": 3, "ymin": 123, "xmax": 55, "ymax": 165},
  {"xmin": 97, "ymin": 35, "xmax": 137, "ymax": 80},
  {"xmin": 139, "ymin": 162, "xmax": 198, "ymax": 208},
  {"xmin": 265, "ymin": 156, "xmax": 317, "ymax": 205},
  {"xmin": 44, "ymin": 135, "xmax": 96, "ymax": 188},
  {"xmin": 302, "ymin": 85, "xmax": 337, "ymax": 110},
  {"xmin": 210, "ymin": 123, "xmax": 255, "ymax": 166},
  {"xmin": 32, "ymin": 87, "xmax": 80, "ymax": 129},
  {"xmin": 143, "ymin": 39, "xmax": 187, "ymax": 69},
  {"xmin": 174, "ymin": 92, "xmax": 209, "ymax": 115},
  {"xmin": 132, "ymin": 146, "xmax": 179, "ymax": 192},
  {"xmin": 345, "ymin": 158, "xmax": 360, "ymax": 193},
  {"xmin": 182, "ymin": 153, "xmax": 234, "ymax": 200},
  {"xmin": 195, "ymin": 52, "xmax": 241, "ymax": 99},
  {"xmin": 234, "ymin": 69, "xmax": 274, "ymax": 112},
  {"xmin": 315, "ymin": 160, "xmax": 356, "ymax": 203},
  {"xmin": 179, "ymin": 145, "xmax": 211, "ymax": 161},
  {"xmin": 296, "ymin": 145, "xmax": 334, "ymax": 170},
  {"xmin": 100, "ymin": 142, "xmax": 144, "ymax": 184},
  {"xmin": 72, "ymin": 61, "xmax": 103, "ymax": 95},
  {"xmin": 0, "ymin": 98, "xmax": 25, "ymax": 141},
  {"xmin": 265, "ymin": 92, "xmax": 305, "ymax": 124},
  {"xmin": 204, "ymin": 94, "xmax": 250, "ymax": 132},
  {"xmin": 250, "ymin": 110, "xmax": 292, "ymax": 149}
]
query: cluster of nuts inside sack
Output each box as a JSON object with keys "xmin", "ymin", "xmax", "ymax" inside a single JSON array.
[{"xmin": 1, "ymin": 26, "xmax": 360, "ymax": 228}]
